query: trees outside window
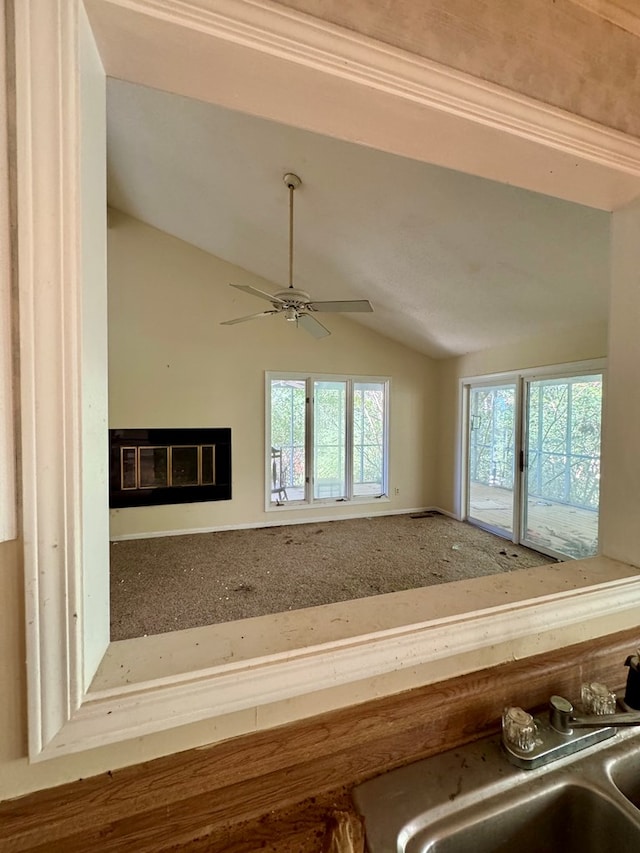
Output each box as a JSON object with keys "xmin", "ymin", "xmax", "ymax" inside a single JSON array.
[
  {"xmin": 466, "ymin": 367, "xmax": 603, "ymax": 560},
  {"xmin": 527, "ymin": 376, "xmax": 602, "ymax": 511},
  {"xmin": 268, "ymin": 374, "xmax": 389, "ymax": 505}
]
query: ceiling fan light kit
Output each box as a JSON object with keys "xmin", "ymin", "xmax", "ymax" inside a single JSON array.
[{"xmin": 221, "ymin": 172, "xmax": 373, "ymax": 337}]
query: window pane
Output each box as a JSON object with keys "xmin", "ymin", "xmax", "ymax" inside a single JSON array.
[
  {"xmin": 201, "ymin": 445, "xmax": 216, "ymax": 485},
  {"xmin": 524, "ymin": 374, "xmax": 602, "ymax": 558},
  {"xmin": 270, "ymin": 379, "xmax": 306, "ymax": 501},
  {"xmin": 171, "ymin": 446, "xmax": 199, "ymax": 486},
  {"xmin": 467, "ymin": 384, "xmax": 516, "ymax": 535},
  {"xmin": 138, "ymin": 447, "xmax": 168, "ymax": 488},
  {"xmin": 314, "ymin": 380, "xmax": 346, "ymax": 498},
  {"xmin": 120, "ymin": 447, "xmax": 137, "ymax": 490},
  {"xmin": 353, "ymin": 381, "xmax": 385, "ymax": 497}
]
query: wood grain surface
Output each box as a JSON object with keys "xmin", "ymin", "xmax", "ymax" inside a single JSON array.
[{"xmin": 1, "ymin": 627, "xmax": 638, "ymax": 852}]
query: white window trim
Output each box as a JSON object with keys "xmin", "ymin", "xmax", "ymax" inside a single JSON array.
[
  {"xmin": 265, "ymin": 371, "xmax": 390, "ymax": 511},
  {"xmin": 460, "ymin": 359, "xmax": 607, "ymax": 391},
  {"xmin": 0, "ymin": 6, "xmax": 15, "ymax": 544},
  {"xmin": 16, "ymin": 0, "xmax": 640, "ymax": 762}
]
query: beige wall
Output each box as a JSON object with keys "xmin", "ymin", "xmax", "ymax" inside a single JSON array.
[
  {"xmin": 108, "ymin": 213, "xmax": 437, "ymax": 538},
  {"xmin": 435, "ymin": 322, "xmax": 608, "ymax": 514},
  {"xmin": 276, "ymin": 0, "xmax": 640, "ymax": 138}
]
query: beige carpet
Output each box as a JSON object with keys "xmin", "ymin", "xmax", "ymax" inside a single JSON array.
[{"xmin": 109, "ymin": 512, "xmax": 554, "ymax": 640}]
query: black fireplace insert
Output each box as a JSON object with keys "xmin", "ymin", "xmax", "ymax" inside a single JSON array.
[{"xmin": 109, "ymin": 428, "xmax": 231, "ymax": 508}]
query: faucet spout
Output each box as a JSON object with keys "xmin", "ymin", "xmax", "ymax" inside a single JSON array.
[{"xmin": 550, "ymin": 694, "xmax": 640, "ymax": 734}]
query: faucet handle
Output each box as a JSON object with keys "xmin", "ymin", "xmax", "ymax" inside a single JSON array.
[
  {"xmin": 502, "ymin": 706, "xmax": 537, "ymax": 752},
  {"xmin": 581, "ymin": 682, "xmax": 616, "ymax": 715}
]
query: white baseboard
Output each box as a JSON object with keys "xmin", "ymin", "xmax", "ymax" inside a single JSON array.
[
  {"xmin": 430, "ymin": 506, "xmax": 461, "ymax": 521},
  {"xmin": 109, "ymin": 505, "xmax": 447, "ymax": 541}
]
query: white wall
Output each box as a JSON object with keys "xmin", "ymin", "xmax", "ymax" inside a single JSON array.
[
  {"xmin": 600, "ymin": 199, "xmax": 640, "ymax": 563},
  {"xmin": 79, "ymin": 6, "xmax": 110, "ymax": 685},
  {"xmin": 434, "ymin": 322, "xmax": 609, "ymax": 514},
  {"xmin": 108, "ymin": 213, "xmax": 438, "ymax": 538}
]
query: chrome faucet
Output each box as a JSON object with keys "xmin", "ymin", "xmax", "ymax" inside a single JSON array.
[
  {"xmin": 549, "ymin": 694, "xmax": 640, "ymax": 734},
  {"xmin": 502, "ymin": 651, "xmax": 640, "ymax": 769}
]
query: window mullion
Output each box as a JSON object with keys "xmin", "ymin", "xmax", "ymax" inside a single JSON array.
[
  {"xmin": 306, "ymin": 377, "xmax": 313, "ymax": 503},
  {"xmin": 383, "ymin": 380, "xmax": 390, "ymax": 497},
  {"xmin": 345, "ymin": 380, "xmax": 354, "ymax": 500}
]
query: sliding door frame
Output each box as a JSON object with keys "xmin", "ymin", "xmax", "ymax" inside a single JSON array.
[
  {"xmin": 463, "ymin": 378, "xmax": 522, "ymax": 543},
  {"xmin": 462, "ymin": 358, "xmax": 606, "ymax": 556},
  {"xmin": 519, "ymin": 364, "xmax": 606, "ymax": 561}
]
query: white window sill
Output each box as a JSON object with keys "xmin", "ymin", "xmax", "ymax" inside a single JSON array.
[{"xmin": 266, "ymin": 495, "xmax": 391, "ymax": 512}]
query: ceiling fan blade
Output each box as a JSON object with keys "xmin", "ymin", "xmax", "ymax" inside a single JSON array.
[
  {"xmin": 307, "ymin": 299, "xmax": 373, "ymax": 313},
  {"xmin": 220, "ymin": 310, "xmax": 277, "ymax": 325},
  {"xmin": 297, "ymin": 313, "xmax": 331, "ymax": 339},
  {"xmin": 229, "ymin": 283, "xmax": 287, "ymax": 305}
]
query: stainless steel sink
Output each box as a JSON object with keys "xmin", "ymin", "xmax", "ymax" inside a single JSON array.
[
  {"xmin": 412, "ymin": 784, "xmax": 640, "ymax": 853},
  {"xmin": 611, "ymin": 750, "xmax": 640, "ymax": 811},
  {"xmin": 353, "ymin": 730, "xmax": 640, "ymax": 853}
]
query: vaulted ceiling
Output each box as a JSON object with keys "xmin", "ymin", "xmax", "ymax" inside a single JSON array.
[{"xmin": 107, "ymin": 78, "xmax": 609, "ymax": 359}]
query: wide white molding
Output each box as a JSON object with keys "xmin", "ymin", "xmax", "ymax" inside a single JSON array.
[
  {"xmin": 95, "ymin": 0, "xmax": 640, "ymax": 173},
  {"xmin": 46, "ymin": 572, "xmax": 640, "ymax": 756},
  {"xmin": 0, "ymin": 0, "xmax": 16, "ymax": 544},
  {"xmin": 15, "ymin": 0, "xmax": 85, "ymax": 758},
  {"xmin": 86, "ymin": 0, "xmax": 640, "ymax": 210},
  {"xmin": 15, "ymin": 0, "xmax": 640, "ymax": 761}
]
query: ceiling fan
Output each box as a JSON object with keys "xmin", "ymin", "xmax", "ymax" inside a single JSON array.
[{"xmin": 221, "ymin": 173, "xmax": 373, "ymax": 338}]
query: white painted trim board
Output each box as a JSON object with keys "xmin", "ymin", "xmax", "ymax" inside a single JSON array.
[{"xmin": 14, "ymin": 0, "xmax": 640, "ymax": 766}]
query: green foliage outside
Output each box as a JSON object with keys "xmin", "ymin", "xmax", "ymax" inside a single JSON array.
[
  {"xmin": 271, "ymin": 380, "xmax": 306, "ymax": 489},
  {"xmin": 270, "ymin": 379, "xmax": 385, "ymax": 494},
  {"xmin": 470, "ymin": 376, "xmax": 602, "ymax": 511},
  {"xmin": 352, "ymin": 385, "xmax": 385, "ymax": 494},
  {"xmin": 527, "ymin": 378, "xmax": 601, "ymax": 510},
  {"xmin": 469, "ymin": 387, "xmax": 515, "ymax": 490}
]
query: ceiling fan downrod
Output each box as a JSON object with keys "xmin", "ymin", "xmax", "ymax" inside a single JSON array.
[
  {"xmin": 221, "ymin": 170, "xmax": 372, "ymax": 338},
  {"xmin": 283, "ymin": 172, "xmax": 301, "ymax": 290}
]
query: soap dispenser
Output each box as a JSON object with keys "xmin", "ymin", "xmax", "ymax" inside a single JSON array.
[{"xmin": 624, "ymin": 650, "xmax": 640, "ymax": 710}]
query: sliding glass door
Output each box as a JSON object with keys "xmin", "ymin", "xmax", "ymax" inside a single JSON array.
[
  {"xmin": 465, "ymin": 366, "xmax": 603, "ymax": 559},
  {"xmin": 522, "ymin": 373, "xmax": 602, "ymax": 558},
  {"xmin": 467, "ymin": 383, "xmax": 517, "ymax": 536}
]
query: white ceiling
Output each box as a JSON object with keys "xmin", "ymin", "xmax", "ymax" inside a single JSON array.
[{"xmin": 106, "ymin": 78, "xmax": 610, "ymax": 360}]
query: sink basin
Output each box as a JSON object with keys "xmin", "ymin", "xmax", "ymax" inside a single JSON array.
[
  {"xmin": 611, "ymin": 751, "xmax": 640, "ymax": 810},
  {"xmin": 410, "ymin": 784, "xmax": 640, "ymax": 853},
  {"xmin": 353, "ymin": 731, "xmax": 640, "ymax": 853}
]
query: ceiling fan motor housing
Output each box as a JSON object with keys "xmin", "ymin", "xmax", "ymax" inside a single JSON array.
[{"xmin": 272, "ymin": 288, "xmax": 312, "ymax": 310}]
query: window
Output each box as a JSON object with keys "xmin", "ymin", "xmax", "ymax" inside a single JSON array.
[{"xmin": 267, "ymin": 373, "xmax": 389, "ymax": 506}]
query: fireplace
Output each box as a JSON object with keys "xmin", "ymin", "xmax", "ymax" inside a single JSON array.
[{"xmin": 109, "ymin": 428, "xmax": 231, "ymax": 508}]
